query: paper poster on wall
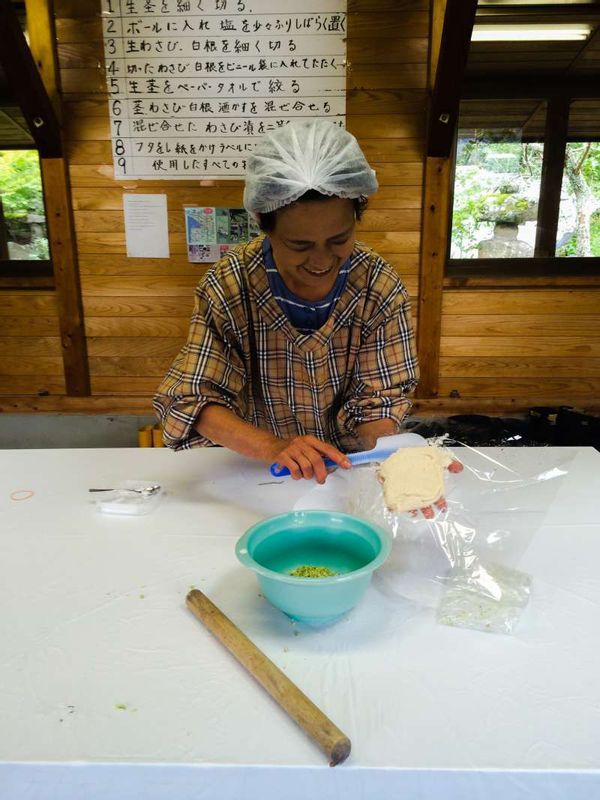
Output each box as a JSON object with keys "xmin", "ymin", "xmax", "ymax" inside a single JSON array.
[
  {"xmin": 185, "ymin": 207, "xmax": 260, "ymax": 262},
  {"xmin": 101, "ymin": 0, "xmax": 347, "ymax": 180},
  {"xmin": 123, "ymin": 193, "xmax": 170, "ymax": 258}
]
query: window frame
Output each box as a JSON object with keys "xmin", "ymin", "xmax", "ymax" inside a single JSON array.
[{"xmin": 446, "ymin": 97, "xmax": 600, "ymax": 286}]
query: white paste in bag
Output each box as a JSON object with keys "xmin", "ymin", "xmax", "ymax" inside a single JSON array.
[{"xmin": 378, "ymin": 446, "xmax": 453, "ymax": 512}]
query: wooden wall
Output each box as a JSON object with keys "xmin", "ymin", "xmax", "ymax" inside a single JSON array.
[
  {"xmin": 439, "ymin": 288, "xmax": 600, "ymax": 400},
  {"xmin": 0, "ymin": 290, "xmax": 65, "ymax": 396},
  {"xmin": 1, "ymin": 0, "xmax": 599, "ymax": 414},
  {"xmin": 53, "ymin": 0, "xmax": 427, "ymax": 403}
]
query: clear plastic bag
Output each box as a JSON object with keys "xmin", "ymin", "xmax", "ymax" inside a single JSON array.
[
  {"xmin": 344, "ymin": 441, "xmax": 572, "ymax": 635},
  {"xmin": 93, "ymin": 479, "xmax": 163, "ymax": 516},
  {"xmin": 437, "ymin": 562, "xmax": 532, "ymax": 635}
]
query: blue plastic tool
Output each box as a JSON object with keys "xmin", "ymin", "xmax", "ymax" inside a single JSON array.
[{"xmin": 269, "ymin": 432, "xmax": 426, "ymax": 477}]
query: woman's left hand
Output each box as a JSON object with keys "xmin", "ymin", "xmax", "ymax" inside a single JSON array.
[{"xmin": 411, "ymin": 459, "xmax": 464, "ymax": 518}]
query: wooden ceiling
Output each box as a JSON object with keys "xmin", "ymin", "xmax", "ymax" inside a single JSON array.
[
  {"xmin": 1, "ymin": 1, "xmax": 599, "ymax": 145},
  {"xmin": 0, "ymin": 0, "xmax": 61, "ymax": 155},
  {"xmin": 461, "ymin": 1, "xmax": 600, "ymax": 139},
  {"xmin": 0, "ymin": 1, "xmax": 32, "ymax": 147},
  {"xmin": 0, "ymin": 107, "xmax": 33, "ymax": 147}
]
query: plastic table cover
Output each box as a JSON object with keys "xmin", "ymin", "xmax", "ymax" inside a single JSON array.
[{"xmin": 1, "ymin": 446, "xmax": 599, "ymax": 800}]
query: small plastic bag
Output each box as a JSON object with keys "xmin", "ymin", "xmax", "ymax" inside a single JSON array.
[
  {"xmin": 437, "ymin": 562, "xmax": 532, "ymax": 635},
  {"xmin": 94, "ymin": 479, "xmax": 163, "ymax": 516}
]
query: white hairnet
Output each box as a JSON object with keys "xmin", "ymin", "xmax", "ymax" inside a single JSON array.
[{"xmin": 243, "ymin": 120, "xmax": 378, "ymax": 216}]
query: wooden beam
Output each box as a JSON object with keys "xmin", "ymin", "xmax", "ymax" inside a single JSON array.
[
  {"xmin": 448, "ymin": 257, "xmax": 600, "ymax": 279},
  {"xmin": 0, "ymin": 260, "xmax": 53, "ymax": 279},
  {"xmin": 428, "ymin": 0, "xmax": 446, "ymax": 91},
  {"xmin": 0, "ymin": 396, "xmax": 154, "ymax": 414},
  {"xmin": 427, "ymin": 0, "xmax": 478, "ymax": 157},
  {"xmin": 416, "ymin": 157, "xmax": 451, "ymax": 398},
  {"xmin": 40, "ymin": 157, "xmax": 90, "ymax": 395},
  {"xmin": 1, "ymin": 395, "xmax": 599, "ymax": 416},
  {"xmin": 463, "ymin": 75, "xmax": 600, "ymax": 99},
  {"xmin": 475, "ymin": 4, "xmax": 600, "ymax": 23},
  {"xmin": 0, "ymin": 0, "xmax": 62, "ymax": 157},
  {"xmin": 25, "ymin": 0, "xmax": 62, "ymax": 118},
  {"xmin": 534, "ymin": 97, "xmax": 570, "ymax": 257}
]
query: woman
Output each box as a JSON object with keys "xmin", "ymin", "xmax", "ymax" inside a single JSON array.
[{"xmin": 154, "ymin": 120, "xmax": 419, "ymax": 484}]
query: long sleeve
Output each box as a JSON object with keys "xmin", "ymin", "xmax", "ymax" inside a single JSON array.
[
  {"xmin": 337, "ymin": 277, "xmax": 419, "ymax": 437},
  {"xmin": 153, "ymin": 282, "xmax": 247, "ymax": 449}
]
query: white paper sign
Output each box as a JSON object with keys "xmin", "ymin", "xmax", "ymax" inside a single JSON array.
[
  {"xmin": 101, "ymin": 0, "xmax": 347, "ymax": 180},
  {"xmin": 123, "ymin": 193, "xmax": 170, "ymax": 258}
]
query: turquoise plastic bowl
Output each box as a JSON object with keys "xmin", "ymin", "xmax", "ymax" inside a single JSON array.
[{"xmin": 235, "ymin": 510, "xmax": 391, "ymax": 625}]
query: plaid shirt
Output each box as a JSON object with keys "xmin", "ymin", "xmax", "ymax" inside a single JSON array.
[{"xmin": 153, "ymin": 236, "xmax": 419, "ymax": 452}]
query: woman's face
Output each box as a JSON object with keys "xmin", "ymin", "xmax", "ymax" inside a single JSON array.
[{"xmin": 266, "ymin": 197, "xmax": 356, "ymax": 300}]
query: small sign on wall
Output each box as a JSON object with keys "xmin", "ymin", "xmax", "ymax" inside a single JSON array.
[{"xmin": 185, "ymin": 206, "xmax": 260, "ymax": 262}]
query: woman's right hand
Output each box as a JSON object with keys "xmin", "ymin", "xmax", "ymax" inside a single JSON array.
[{"xmin": 269, "ymin": 435, "xmax": 351, "ymax": 484}]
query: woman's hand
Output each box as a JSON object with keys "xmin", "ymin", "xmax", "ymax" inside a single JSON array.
[
  {"xmin": 270, "ymin": 435, "xmax": 351, "ymax": 484},
  {"xmin": 411, "ymin": 459, "xmax": 464, "ymax": 518}
]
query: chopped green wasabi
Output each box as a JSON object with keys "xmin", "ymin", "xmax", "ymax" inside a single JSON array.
[{"xmin": 289, "ymin": 565, "xmax": 337, "ymax": 578}]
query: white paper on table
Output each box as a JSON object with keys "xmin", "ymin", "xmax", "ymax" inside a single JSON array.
[{"xmin": 123, "ymin": 193, "xmax": 170, "ymax": 258}]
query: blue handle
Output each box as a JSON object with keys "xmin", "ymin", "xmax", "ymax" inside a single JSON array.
[{"xmin": 270, "ymin": 457, "xmax": 338, "ymax": 478}]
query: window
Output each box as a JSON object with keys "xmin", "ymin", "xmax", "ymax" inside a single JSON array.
[
  {"xmin": 448, "ymin": 96, "xmax": 600, "ymax": 277},
  {"xmin": 0, "ymin": 149, "xmax": 49, "ymax": 262},
  {"xmin": 451, "ymin": 130, "xmax": 543, "ymax": 259}
]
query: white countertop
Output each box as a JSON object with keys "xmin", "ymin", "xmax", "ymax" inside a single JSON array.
[{"xmin": 1, "ymin": 445, "xmax": 599, "ymax": 800}]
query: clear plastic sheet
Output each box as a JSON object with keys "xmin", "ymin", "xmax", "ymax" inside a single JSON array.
[
  {"xmin": 93, "ymin": 479, "xmax": 163, "ymax": 515},
  {"xmin": 344, "ymin": 441, "xmax": 573, "ymax": 634}
]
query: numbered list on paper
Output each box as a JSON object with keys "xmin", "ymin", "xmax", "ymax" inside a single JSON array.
[{"xmin": 101, "ymin": 0, "xmax": 347, "ymax": 180}]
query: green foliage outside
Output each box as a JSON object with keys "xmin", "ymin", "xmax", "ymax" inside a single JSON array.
[
  {"xmin": 0, "ymin": 149, "xmax": 49, "ymax": 259},
  {"xmin": 451, "ymin": 135, "xmax": 600, "ymax": 259},
  {"xmin": 556, "ymin": 143, "xmax": 600, "ymax": 257},
  {"xmin": 0, "ymin": 150, "xmax": 45, "ymax": 218}
]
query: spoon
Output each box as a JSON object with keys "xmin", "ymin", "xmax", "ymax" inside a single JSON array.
[{"xmin": 89, "ymin": 484, "xmax": 161, "ymax": 496}]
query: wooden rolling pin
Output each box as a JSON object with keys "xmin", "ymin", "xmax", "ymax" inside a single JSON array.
[{"xmin": 186, "ymin": 589, "xmax": 351, "ymax": 766}]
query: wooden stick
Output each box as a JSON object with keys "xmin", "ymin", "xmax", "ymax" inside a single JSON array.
[{"xmin": 186, "ymin": 589, "xmax": 351, "ymax": 766}]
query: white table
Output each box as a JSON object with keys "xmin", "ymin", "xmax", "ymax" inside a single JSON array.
[{"xmin": 1, "ymin": 445, "xmax": 599, "ymax": 800}]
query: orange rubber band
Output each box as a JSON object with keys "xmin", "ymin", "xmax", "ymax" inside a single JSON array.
[{"xmin": 10, "ymin": 489, "xmax": 35, "ymax": 501}]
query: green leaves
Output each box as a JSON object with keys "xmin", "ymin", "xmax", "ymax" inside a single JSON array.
[{"xmin": 0, "ymin": 150, "xmax": 45, "ymax": 220}]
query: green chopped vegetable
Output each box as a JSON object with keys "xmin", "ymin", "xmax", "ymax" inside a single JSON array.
[{"xmin": 289, "ymin": 565, "xmax": 337, "ymax": 578}]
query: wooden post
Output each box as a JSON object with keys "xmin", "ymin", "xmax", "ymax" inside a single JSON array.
[
  {"xmin": 534, "ymin": 97, "xmax": 570, "ymax": 258},
  {"xmin": 25, "ymin": 0, "xmax": 90, "ymax": 395},
  {"xmin": 40, "ymin": 157, "xmax": 90, "ymax": 395},
  {"xmin": 416, "ymin": 0, "xmax": 476, "ymax": 397},
  {"xmin": 417, "ymin": 157, "xmax": 451, "ymax": 397}
]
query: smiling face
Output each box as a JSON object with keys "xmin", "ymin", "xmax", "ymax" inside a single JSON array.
[{"xmin": 264, "ymin": 197, "xmax": 356, "ymax": 301}]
